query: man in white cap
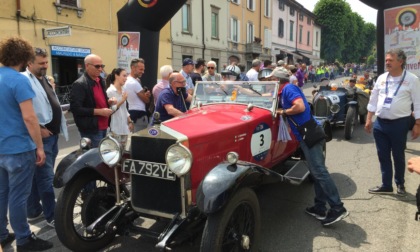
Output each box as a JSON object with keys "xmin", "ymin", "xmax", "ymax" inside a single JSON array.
[{"xmin": 270, "ymin": 67, "xmax": 349, "ymax": 226}]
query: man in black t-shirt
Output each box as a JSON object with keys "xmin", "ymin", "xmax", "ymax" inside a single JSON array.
[{"xmin": 190, "ymin": 58, "xmax": 205, "ymax": 86}]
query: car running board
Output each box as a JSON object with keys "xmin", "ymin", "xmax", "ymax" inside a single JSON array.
[{"xmin": 283, "ymin": 160, "xmax": 310, "ymax": 185}]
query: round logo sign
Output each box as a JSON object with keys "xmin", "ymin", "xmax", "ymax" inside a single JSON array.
[
  {"xmin": 120, "ymin": 34, "xmax": 130, "ymax": 47},
  {"xmin": 138, "ymin": 0, "xmax": 158, "ymax": 8},
  {"xmin": 397, "ymin": 8, "xmax": 417, "ymax": 27},
  {"xmin": 148, "ymin": 128, "xmax": 159, "ymax": 137},
  {"xmin": 250, "ymin": 123, "xmax": 272, "ymax": 161}
]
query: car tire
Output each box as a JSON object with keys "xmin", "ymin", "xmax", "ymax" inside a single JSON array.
[
  {"xmin": 55, "ymin": 172, "xmax": 117, "ymax": 252},
  {"xmin": 200, "ymin": 188, "xmax": 260, "ymax": 252},
  {"xmin": 344, "ymin": 106, "xmax": 357, "ymax": 140}
]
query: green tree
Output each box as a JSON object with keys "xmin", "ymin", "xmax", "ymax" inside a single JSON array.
[
  {"xmin": 367, "ymin": 55, "xmax": 375, "ymax": 66},
  {"xmin": 314, "ymin": 0, "xmax": 377, "ymax": 63},
  {"xmin": 314, "ymin": 0, "xmax": 348, "ymax": 63}
]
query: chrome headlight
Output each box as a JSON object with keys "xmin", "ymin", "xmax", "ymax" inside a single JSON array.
[
  {"xmin": 226, "ymin": 152, "xmax": 239, "ymax": 164},
  {"xmin": 330, "ymin": 104, "xmax": 340, "ymax": 114},
  {"xmin": 99, "ymin": 136, "xmax": 122, "ymax": 167},
  {"xmin": 80, "ymin": 138, "xmax": 91, "ymax": 150},
  {"xmin": 165, "ymin": 143, "xmax": 192, "ymax": 176}
]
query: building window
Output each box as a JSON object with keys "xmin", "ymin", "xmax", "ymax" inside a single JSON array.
[
  {"xmin": 264, "ymin": 0, "xmax": 271, "ymax": 17},
  {"xmin": 231, "ymin": 18, "xmax": 240, "ymax": 43},
  {"xmin": 278, "ymin": 0, "xmax": 284, "ymax": 10},
  {"xmin": 57, "ymin": 0, "xmax": 78, "ymax": 7},
  {"xmin": 307, "ymin": 17, "xmax": 312, "ymax": 25},
  {"xmin": 231, "ymin": 0, "xmax": 240, "ymax": 5},
  {"xmin": 289, "ymin": 21, "xmax": 294, "ymax": 41},
  {"xmin": 290, "ymin": 7, "xmax": 295, "ymax": 16},
  {"xmin": 316, "ymin": 31, "xmax": 319, "ymax": 46},
  {"xmin": 247, "ymin": 22, "xmax": 254, "ymax": 43},
  {"xmin": 182, "ymin": 3, "xmax": 191, "ymax": 33},
  {"xmin": 211, "ymin": 7, "xmax": 219, "ymax": 39},
  {"xmin": 247, "ymin": 0, "xmax": 255, "ymax": 11},
  {"xmin": 299, "ymin": 12, "xmax": 304, "ymax": 21},
  {"xmin": 299, "ymin": 25, "xmax": 303, "ymax": 43},
  {"xmin": 307, "ymin": 31, "xmax": 310, "ymax": 45},
  {"xmin": 278, "ymin": 19, "xmax": 284, "ymax": 38},
  {"xmin": 264, "ymin": 28, "xmax": 272, "ymax": 48}
]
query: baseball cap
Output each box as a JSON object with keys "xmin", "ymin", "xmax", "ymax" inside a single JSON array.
[
  {"xmin": 267, "ymin": 67, "xmax": 290, "ymax": 80},
  {"xmin": 183, "ymin": 58, "xmax": 196, "ymax": 66},
  {"xmin": 277, "ymin": 60, "xmax": 285, "ymax": 66}
]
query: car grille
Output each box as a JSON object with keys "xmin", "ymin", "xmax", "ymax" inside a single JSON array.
[
  {"xmin": 314, "ymin": 98, "xmax": 330, "ymax": 117},
  {"xmin": 130, "ymin": 134, "xmax": 182, "ymax": 217}
]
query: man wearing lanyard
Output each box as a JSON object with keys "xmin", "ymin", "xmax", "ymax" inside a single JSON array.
[{"xmin": 365, "ymin": 49, "xmax": 420, "ymax": 195}]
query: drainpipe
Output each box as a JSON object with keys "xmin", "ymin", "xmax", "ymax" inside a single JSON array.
[
  {"xmin": 201, "ymin": 0, "xmax": 205, "ymax": 58},
  {"xmin": 16, "ymin": 0, "xmax": 21, "ymax": 35}
]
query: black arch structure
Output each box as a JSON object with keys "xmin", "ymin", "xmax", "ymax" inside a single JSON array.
[
  {"xmin": 360, "ymin": 0, "xmax": 419, "ymax": 76},
  {"xmin": 117, "ymin": 0, "xmax": 187, "ymax": 89}
]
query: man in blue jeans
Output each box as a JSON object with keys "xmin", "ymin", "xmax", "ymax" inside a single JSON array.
[
  {"xmin": 268, "ymin": 67, "xmax": 349, "ymax": 226},
  {"xmin": 0, "ymin": 37, "xmax": 53, "ymax": 251},
  {"xmin": 22, "ymin": 48, "xmax": 68, "ymax": 228},
  {"xmin": 365, "ymin": 49, "xmax": 420, "ymax": 195}
]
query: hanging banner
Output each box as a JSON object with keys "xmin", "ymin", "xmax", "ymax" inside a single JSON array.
[
  {"xmin": 117, "ymin": 32, "xmax": 140, "ymax": 72},
  {"xmin": 384, "ymin": 4, "xmax": 420, "ymax": 77}
]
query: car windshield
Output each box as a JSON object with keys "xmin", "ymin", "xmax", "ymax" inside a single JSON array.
[{"xmin": 191, "ymin": 81, "xmax": 279, "ymax": 112}]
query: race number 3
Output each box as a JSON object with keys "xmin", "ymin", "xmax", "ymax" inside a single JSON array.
[{"xmin": 251, "ymin": 123, "xmax": 272, "ymax": 161}]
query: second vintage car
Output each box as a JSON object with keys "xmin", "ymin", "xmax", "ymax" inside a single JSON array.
[{"xmin": 53, "ymin": 81, "xmax": 312, "ymax": 251}]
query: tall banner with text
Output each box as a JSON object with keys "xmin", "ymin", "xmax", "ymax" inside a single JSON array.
[
  {"xmin": 117, "ymin": 32, "xmax": 140, "ymax": 73},
  {"xmin": 384, "ymin": 4, "xmax": 420, "ymax": 77}
]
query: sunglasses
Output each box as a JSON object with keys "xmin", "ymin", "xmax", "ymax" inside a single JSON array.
[
  {"xmin": 34, "ymin": 48, "xmax": 47, "ymax": 56},
  {"xmin": 88, "ymin": 63, "xmax": 105, "ymax": 69},
  {"xmin": 207, "ymin": 66, "xmax": 215, "ymax": 69}
]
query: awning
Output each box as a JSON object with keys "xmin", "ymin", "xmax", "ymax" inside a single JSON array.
[
  {"xmin": 297, "ymin": 52, "xmax": 319, "ymax": 60},
  {"xmin": 279, "ymin": 49, "xmax": 303, "ymax": 60}
]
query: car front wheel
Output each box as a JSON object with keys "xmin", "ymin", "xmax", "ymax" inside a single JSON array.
[
  {"xmin": 200, "ymin": 188, "xmax": 261, "ymax": 252},
  {"xmin": 344, "ymin": 106, "xmax": 357, "ymax": 140},
  {"xmin": 55, "ymin": 172, "xmax": 117, "ymax": 252}
]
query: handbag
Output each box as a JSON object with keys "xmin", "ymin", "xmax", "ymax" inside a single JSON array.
[{"xmin": 288, "ymin": 116, "xmax": 326, "ymax": 148}]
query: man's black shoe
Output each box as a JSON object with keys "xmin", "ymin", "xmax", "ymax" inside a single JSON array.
[
  {"xmin": 17, "ymin": 233, "xmax": 53, "ymax": 252},
  {"xmin": 321, "ymin": 208, "xmax": 349, "ymax": 226},
  {"xmin": 397, "ymin": 185, "xmax": 406, "ymax": 196},
  {"xmin": 368, "ymin": 186, "xmax": 393, "ymax": 194},
  {"xmin": 1, "ymin": 232, "xmax": 15, "ymax": 248}
]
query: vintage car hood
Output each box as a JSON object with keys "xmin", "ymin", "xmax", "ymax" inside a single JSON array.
[{"xmin": 162, "ymin": 104, "xmax": 271, "ymax": 141}]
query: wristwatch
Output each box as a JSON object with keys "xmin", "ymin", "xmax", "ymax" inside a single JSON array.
[{"xmin": 282, "ymin": 110, "xmax": 287, "ymax": 116}]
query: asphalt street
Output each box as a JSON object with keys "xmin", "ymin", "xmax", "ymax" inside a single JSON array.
[{"xmin": 4, "ymin": 76, "xmax": 420, "ymax": 252}]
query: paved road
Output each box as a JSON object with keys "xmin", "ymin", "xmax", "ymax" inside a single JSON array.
[{"xmin": 4, "ymin": 77, "xmax": 420, "ymax": 251}]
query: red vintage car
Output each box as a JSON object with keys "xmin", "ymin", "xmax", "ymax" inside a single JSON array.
[{"xmin": 53, "ymin": 81, "xmax": 310, "ymax": 252}]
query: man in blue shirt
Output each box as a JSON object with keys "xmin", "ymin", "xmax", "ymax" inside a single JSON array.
[
  {"xmin": 268, "ymin": 67, "xmax": 349, "ymax": 226},
  {"xmin": 0, "ymin": 37, "xmax": 52, "ymax": 251},
  {"xmin": 155, "ymin": 72, "xmax": 192, "ymax": 122}
]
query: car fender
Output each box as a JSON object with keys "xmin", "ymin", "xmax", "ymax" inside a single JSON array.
[
  {"xmin": 53, "ymin": 148, "xmax": 114, "ymax": 188},
  {"xmin": 347, "ymin": 101, "xmax": 357, "ymax": 106},
  {"xmin": 196, "ymin": 161, "xmax": 284, "ymax": 214}
]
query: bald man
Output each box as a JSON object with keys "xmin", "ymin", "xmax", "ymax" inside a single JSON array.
[
  {"xmin": 70, "ymin": 54, "xmax": 116, "ymax": 147},
  {"xmin": 154, "ymin": 72, "xmax": 192, "ymax": 122}
]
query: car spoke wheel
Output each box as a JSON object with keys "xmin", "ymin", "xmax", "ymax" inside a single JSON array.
[
  {"xmin": 344, "ymin": 106, "xmax": 357, "ymax": 140},
  {"xmin": 55, "ymin": 172, "xmax": 117, "ymax": 252},
  {"xmin": 200, "ymin": 188, "xmax": 260, "ymax": 252}
]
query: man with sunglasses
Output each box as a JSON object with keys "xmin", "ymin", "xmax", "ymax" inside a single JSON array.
[
  {"xmin": 70, "ymin": 54, "xmax": 117, "ymax": 147},
  {"xmin": 21, "ymin": 48, "xmax": 68, "ymax": 229},
  {"xmin": 125, "ymin": 58, "xmax": 151, "ymax": 132},
  {"xmin": 202, "ymin": 61, "xmax": 221, "ymax": 81}
]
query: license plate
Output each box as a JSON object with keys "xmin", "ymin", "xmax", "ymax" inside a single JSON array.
[{"xmin": 122, "ymin": 159, "xmax": 176, "ymax": 181}]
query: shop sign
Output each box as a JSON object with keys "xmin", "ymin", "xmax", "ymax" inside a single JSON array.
[
  {"xmin": 51, "ymin": 45, "xmax": 91, "ymax": 58},
  {"xmin": 43, "ymin": 26, "xmax": 71, "ymax": 38}
]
